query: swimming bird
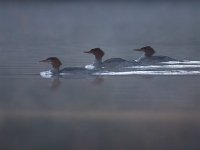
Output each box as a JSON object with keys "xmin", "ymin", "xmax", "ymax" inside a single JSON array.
[
  {"xmin": 84, "ymin": 48, "xmax": 135, "ymax": 70},
  {"xmin": 40, "ymin": 57, "xmax": 90, "ymax": 75},
  {"xmin": 134, "ymin": 46, "xmax": 178, "ymax": 64}
]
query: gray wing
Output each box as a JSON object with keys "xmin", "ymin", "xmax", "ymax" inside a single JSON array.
[
  {"xmin": 103, "ymin": 58, "xmax": 127, "ymax": 65},
  {"xmin": 137, "ymin": 56, "xmax": 178, "ymax": 64},
  {"xmin": 103, "ymin": 58, "xmax": 135, "ymax": 68}
]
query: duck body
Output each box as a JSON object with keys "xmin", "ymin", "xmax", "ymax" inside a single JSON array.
[
  {"xmin": 134, "ymin": 46, "xmax": 179, "ymax": 64},
  {"xmin": 40, "ymin": 57, "xmax": 95, "ymax": 77},
  {"xmin": 84, "ymin": 48, "xmax": 137, "ymax": 70},
  {"xmin": 136, "ymin": 55, "xmax": 178, "ymax": 64},
  {"xmin": 103, "ymin": 58, "xmax": 128, "ymax": 66},
  {"xmin": 103, "ymin": 58, "xmax": 138, "ymax": 70}
]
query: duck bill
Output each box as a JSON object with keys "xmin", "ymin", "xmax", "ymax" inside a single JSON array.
[
  {"xmin": 84, "ymin": 51, "xmax": 91, "ymax": 54},
  {"xmin": 134, "ymin": 48, "xmax": 143, "ymax": 51},
  {"xmin": 39, "ymin": 59, "xmax": 49, "ymax": 63}
]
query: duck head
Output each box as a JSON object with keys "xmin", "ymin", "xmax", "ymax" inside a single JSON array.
[
  {"xmin": 84, "ymin": 48, "xmax": 105, "ymax": 61},
  {"xmin": 40, "ymin": 57, "xmax": 62, "ymax": 72},
  {"xmin": 134, "ymin": 46, "xmax": 155, "ymax": 57}
]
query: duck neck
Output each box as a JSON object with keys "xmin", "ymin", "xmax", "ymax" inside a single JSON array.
[
  {"xmin": 93, "ymin": 58, "xmax": 103, "ymax": 68},
  {"xmin": 145, "ymin": 54, "xmax": 152, "ymax": 58},
  {"xmin": 51, "ymin": 61, "xmax": 61, "ymax": 74},
  {"xmin": 51, "ymin": 67, "xmax": 59, "ymax": 74}
]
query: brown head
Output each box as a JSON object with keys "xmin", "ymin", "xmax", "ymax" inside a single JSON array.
[
  {"xmin": 134, "ymin": 46, "xmax": 155, "ymax": 57},
  {"xmin": 40, "ymin": 57, "xmax": 62, "ymax": 70},
  {"xmin": 84, "ymin": 48, "xmax": 105, "ymax": 60}
]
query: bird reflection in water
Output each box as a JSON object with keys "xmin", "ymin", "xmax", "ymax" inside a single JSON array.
[
  {"xmin": 43, "ymin": 75, "xmax": 105, "ymax": 90},
  {"xmin": 90, "ymin": 77, "xmax": 104, "ymax": 85},
  {"xmin": 50, "ymin": 76, "xmax": 61, "ymax": 90}
]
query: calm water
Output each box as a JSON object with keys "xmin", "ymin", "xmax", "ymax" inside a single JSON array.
[{"xmin": 0, "ymin": 1, "xmax": 200, "ymax": 150}]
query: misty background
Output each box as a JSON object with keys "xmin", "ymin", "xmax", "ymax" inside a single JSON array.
[{"xmin": 0, "ymin": 1, "xmax": 200, "ymax": 150}]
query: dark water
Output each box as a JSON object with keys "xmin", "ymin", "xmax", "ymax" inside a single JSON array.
[{"xmin": 0, "ymin": 2, "xmax": 200, "ymax": 150}]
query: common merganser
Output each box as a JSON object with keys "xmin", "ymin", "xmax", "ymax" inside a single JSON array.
[
  {"xmin": 84, "ymin": 48, "xmax": 135, "ymax": 70},
  {"xmin": 134, "ymin": 46, "xmax": 178, "ymax": 63},
  {"xmin": 40, "ymin": 57, "xmax": 90, "ymax": 75}
]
